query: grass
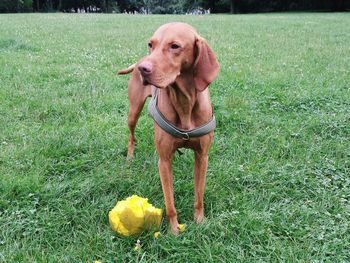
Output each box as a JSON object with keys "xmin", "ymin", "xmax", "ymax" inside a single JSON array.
[{"xmin": 0, "ymin": 12, "xmax": 349, "ymax": 262}]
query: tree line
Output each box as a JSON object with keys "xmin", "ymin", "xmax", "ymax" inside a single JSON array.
[{"xmin": 0, "ymin": 0, "xmax": 348, "ymax": 13}]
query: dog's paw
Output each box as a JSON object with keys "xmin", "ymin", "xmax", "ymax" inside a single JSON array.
[{"xmin": 194, "ymin": 209, "xmax": 204, "ymax": 223}]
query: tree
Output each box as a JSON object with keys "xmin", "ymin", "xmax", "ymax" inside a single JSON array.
[
  {"xmin": 230, "ymin": 0, "xmax": 234, "ymax": 13},
  {"xmin": 0, "ymin": 0, "xmax": 33, "ymax": 12}
]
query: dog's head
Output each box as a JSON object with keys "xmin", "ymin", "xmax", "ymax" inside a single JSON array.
[{"xmin": 138, "ymin": 22, "xmax": 219, "ymax": 91}]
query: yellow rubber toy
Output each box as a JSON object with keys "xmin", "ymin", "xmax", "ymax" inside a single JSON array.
[{"xmin": 109, "ymin": 195, "xmax": 162, "ymax": 236}]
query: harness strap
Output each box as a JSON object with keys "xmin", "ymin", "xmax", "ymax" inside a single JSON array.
[{"xmin": 148, "ymin": 89, "xmax": 216, "ymax": 140}]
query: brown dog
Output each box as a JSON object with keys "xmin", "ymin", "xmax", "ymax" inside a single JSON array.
[{"xmin": 118, "ymin": 22, "xmax": 219, "ymax": 234}]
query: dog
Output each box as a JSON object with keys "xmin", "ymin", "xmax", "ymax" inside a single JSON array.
[{"xmin": 118, "ymin": 22, "xmax": 219, "ymax": 234}]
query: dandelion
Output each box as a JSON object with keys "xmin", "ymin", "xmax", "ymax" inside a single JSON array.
[{"xmin": 178, "ymin": 224, "xmax": 186, "ymax": 233}]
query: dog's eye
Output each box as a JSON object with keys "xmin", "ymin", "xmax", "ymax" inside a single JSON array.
[
  {"xmin": 148, "ymin": 42, "xmax": 152, "ymax": 49},
  {"xmin": 170, "ymin": 43, "xmax": 181, "ymax": 49}
]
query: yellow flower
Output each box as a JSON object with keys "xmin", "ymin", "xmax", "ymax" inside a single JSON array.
[
  {"xmin": 109, "ymin": 195, "xmax": 162, "ymax": 237},
  {"xmin": 178, "ymin": 224, "xmax": 186, "ymax": 233},
  {"xmin": 154, "ymin": 231, "xmax": 161, "ymax": 238}
]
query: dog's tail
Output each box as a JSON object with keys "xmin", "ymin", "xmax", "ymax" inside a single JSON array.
[{"xmin": 117, "ymin": 63, "xmax": 136, "ymax": 75}]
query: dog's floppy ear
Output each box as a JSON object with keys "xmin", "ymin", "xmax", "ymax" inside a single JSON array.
[{"xmin": 193, "ymin": 37, "xmax": 220, "ymax": 92}]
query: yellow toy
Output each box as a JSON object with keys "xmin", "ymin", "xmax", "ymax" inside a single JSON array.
[{"xmin": 109, "ymin": 195, "xmax": 162, "ymax": 236}]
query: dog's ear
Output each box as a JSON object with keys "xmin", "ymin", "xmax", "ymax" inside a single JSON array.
[{"xmin": 193, "ymin": 37, "xmax": 220, "ymax": 92}]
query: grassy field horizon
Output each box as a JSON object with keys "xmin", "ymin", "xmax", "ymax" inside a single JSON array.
[{"xmin": 0, "ymin": 13, "xmax": 349, "ymax": 262}]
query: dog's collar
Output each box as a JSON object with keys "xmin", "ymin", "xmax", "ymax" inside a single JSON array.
[{"xmin": 148, "ymin": 89, "xmax": 216, "ymax": 140}]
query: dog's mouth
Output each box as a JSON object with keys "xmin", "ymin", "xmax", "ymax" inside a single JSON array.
[
  {"xmin": 142, "ymin": 77, "xmax": 150, "ymax": 86},
  {"xmin": 142, "ymin": 77, "xmax": 160, "ymax": 88},
  {"xmin": 141, "ymin": 75, "xmax": 167, "ymax": 89}
]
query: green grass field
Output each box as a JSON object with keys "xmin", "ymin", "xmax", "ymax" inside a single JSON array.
[{"xmin": 0, "ymin": 13, "xmax": 349, "ymax": 262}]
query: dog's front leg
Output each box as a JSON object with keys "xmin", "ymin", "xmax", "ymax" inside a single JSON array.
[
  {"xmin": 158, "ymin": 156, "xmax": 179, "ymax": 234},
  {"xmin": 193, "ymin": 151, "xmax": 209, "ymax": 223}
]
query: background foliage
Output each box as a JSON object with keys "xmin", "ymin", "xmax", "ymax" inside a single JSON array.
[{"xmin": 0, "ymin": 0, "xmax": 349, "ymax": 13}]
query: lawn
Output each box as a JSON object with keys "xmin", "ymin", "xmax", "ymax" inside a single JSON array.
[{"xmin": 0, "ymin": 12, "xmax": 349, "ymax": 262}]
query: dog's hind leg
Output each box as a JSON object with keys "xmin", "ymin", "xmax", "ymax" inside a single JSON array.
[{"xmin": 126, "ymin": 72, "xmax": 152, "ymax": 158}]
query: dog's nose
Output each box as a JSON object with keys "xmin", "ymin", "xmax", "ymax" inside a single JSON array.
[{"xmin": 138, "ymin": 62, "xmax": 153, "ymax": 75}]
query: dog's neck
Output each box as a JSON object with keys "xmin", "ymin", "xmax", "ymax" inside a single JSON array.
[{"xmin": 168, "ymin": 73, "xmax": 197, "ymax": 130}]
